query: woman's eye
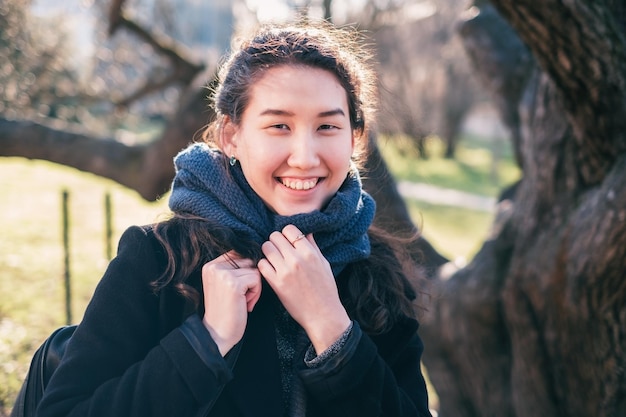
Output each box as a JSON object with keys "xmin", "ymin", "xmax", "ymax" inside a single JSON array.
[
  {"xmin": 319, "ymin": 124, "xmax": 338, "ymax": 130},
  {"xmin": 271, "ymin": 123, "xmax": 289, "ymax": 130}
]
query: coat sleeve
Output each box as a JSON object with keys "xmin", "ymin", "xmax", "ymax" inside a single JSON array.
[
  {"xmin": 297, "ymin": 321, "xmax": 432, "ymax": 417},
  {"xmin": 36, "ymin": 226, "xmax": 231, "ymax": 417}
]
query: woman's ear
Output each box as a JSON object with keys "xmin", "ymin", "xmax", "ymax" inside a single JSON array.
[{"xmin": 221, "ymin": 117, "xmax": 238, "ymax": 156}]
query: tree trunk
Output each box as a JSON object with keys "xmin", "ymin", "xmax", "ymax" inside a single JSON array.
[
  {"xmin": 422, "ymin": 1, "xmax": 626, "ymax": 416},
  {"xmin": 441, "ymin": 63, "xmax": 475, "ymax": 160}
]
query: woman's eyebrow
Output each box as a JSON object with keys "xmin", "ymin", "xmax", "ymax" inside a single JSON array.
[
  {"xmin": 259, "ymin": 109, "xmax": 294, "ymax": 116},
  {"xmin": 318, "ymin": 108, "xmax": 345, "ymax": 118},
  {"xmin": 258, "ymin": 108, "xmax": 346, "ymax": 117}
]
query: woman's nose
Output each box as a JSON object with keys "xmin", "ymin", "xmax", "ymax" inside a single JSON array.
[{"xmin": 288, "ymin": 131, "xmax": 320, "ymax": 169}]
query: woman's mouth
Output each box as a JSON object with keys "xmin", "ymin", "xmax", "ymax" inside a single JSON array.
[{"xmin": 279, "ymin": 178, "xmax": 320, "ymax": 190}]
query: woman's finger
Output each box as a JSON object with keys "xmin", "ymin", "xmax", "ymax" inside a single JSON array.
[{"xmin": 245, "ymin": 278, "xmax": 262, "ymax": 312}]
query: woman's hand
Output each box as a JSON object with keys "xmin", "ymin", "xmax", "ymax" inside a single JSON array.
[
  {"xmin": 258, "ymin": 225, "xmax": 351, "ymax": 354},
  {"xmin": 201, "ymin": 251, "xmax": 262, "ymax": 356}
]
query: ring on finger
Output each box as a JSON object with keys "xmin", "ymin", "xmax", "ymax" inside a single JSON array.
[{"xmin": 290, "ymin": 233, "xmax": 306, "ymax": 245}]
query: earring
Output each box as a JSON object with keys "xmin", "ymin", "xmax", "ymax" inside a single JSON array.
[{"xmin": 229, "ymin": 155, "xmax": 237, "ymax": 166}]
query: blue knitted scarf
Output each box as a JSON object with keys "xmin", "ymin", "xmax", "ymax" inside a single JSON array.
[{"xmin": 169, "ymin": 143, "xmax": 376, "ymax": 275}]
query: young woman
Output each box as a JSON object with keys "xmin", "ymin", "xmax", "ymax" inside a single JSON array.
[{"xmin": 38, "ymin": 21, "xmax": 432, "ymax": 417}]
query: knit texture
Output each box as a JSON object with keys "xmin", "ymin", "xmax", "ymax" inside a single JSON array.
[{"xmin": 169, "ymin": 143, "xmax": 376, "ymax": 275}]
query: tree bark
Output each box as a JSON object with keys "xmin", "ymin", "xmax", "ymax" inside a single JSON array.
[{"xmin": 422, "ymin": 1, "xmax": 626, "ymax": 416}]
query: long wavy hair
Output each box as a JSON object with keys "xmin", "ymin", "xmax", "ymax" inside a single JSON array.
[{"xmin": 153, "ymin": 21, "xmax": 423, "ymax": 334}]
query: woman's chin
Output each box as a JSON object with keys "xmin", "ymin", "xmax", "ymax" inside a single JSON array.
[{"xmin": 272, "ymin": 202, "xmax": 322, "ymax": 216}]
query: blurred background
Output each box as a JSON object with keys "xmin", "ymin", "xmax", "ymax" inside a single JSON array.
[{"xmin": 0, "ymin": 0, "xmax": 521, "ymax": 414}]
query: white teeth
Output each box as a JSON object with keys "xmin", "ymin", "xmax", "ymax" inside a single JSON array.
[{"xmin": 281, "ymin": 178, "xmax": 318, "ymax": 190}]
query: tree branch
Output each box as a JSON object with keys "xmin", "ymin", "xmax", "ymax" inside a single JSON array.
[
  {"xmin": 108, "ymin": 0, "xmax": 127, "ymax": 35},
  {"xmin": 109, "ymin": 10, "xmax": 205, "ymax": 107},
  {"xmin": 0, "ymin": 82, "xmax": 212, "ymax": 200}
]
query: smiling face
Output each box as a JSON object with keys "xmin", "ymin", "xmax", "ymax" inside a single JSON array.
[{"xmin": 222, "ymin": 65, "xmax": 354, "ymax": 216}]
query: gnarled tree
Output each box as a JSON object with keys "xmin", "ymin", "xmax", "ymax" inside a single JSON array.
[{"xmin": 420, "ymin": 1, "xmax": 626, "ymax": 416}]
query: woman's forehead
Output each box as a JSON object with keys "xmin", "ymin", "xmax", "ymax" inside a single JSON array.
[{"xmin": 244, "ymin": 66, "xmax": 349, "ymax": 114}]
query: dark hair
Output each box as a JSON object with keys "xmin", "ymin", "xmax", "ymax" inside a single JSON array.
[
  {"xmin": 153, "ymin": 216, "xmax": 420, "ymax": 334},
  {"xmin": 204, "ymin": 20, "xmax": 378, "ymax": 167},
  {"xmin": 152, "ymin": 213, "xmax": 263, "ymax": 308},
  {"xmin": 153, "ymin": 22, "xmax": 420, "ymax": 333}
]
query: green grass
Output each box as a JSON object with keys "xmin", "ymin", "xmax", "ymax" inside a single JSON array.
[
  {"xmin": 378, "ymin": 133, "xmax": 521, "ymax": 197},
  {"xmin": 0, "ymin": 158, "xmax": 170, "ymax": 324},
  {"xmin": 0, "ymin": 134, "xmax": 518, "ymax": 413},
  {"xmin": 407, "ymin": 200, "xmax": 492, "ymax": 263}
]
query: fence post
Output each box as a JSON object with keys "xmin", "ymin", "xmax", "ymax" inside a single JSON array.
[
  {"xmin": 105, "ymin": 191, "xmax": 113, "ymax": 260},
  {"xmin": 62, "ymin": 189, "xmax": 72, "ymax": 325}
]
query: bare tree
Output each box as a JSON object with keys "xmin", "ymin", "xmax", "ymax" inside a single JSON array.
[
  {"xmin": 369, "ymin": 0, "xmax": 484, "ymax": 158},
  {"xmin": 0, "ymin": 0, "xmax": 211, "ymax": 200},
  {"xmin": 0, "ymin": 0, "xmax": 80, "ymax": 121}
]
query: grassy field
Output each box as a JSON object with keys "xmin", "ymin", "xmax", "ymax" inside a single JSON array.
[
  {"xmin": 378, "ymin": 133, "xmax": 520, "ymax": 196},
  {"xmin": 378, "ymin": 134, "xmax": 520, "ymax": 262},
  {"xmin": 0, "ymin": 134, "xmax": 519, "ymax": 413}
]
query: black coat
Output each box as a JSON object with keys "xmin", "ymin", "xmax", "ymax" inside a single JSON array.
[{"xmin": 37, "ymin": 226, "xmax": 431, "ymax": 417}]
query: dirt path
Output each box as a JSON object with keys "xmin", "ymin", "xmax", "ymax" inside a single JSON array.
[{"xmin": 397, "ymin": 180, "xmax": 496, "ymax": 212}]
